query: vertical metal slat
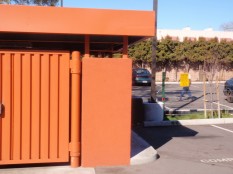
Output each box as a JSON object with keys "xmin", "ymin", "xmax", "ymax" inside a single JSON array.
[
  {"xmin": 49, "ymin": 54, "xmax": 59, "ymax": 159},
  {"xmin": 40, "ymin": 54, "xmax": 50, "ymax": 160},
  {"xmin": 12, "ymin": 53, "xmax": 22, "ymax": 160},
  {"xmin": 21, "ymin": 54, "xmax": 31, "ymax": 160},
  {"xmin": 2, "ymin": 53, "xmax": 12, "ymax": 161},
  {"xmin": 59, "ymin": 53, "xmax": 70, "ymax": 160},
  {"xmin": 31, "ymin": 53, "xmax": 40, "ymax": 160}
]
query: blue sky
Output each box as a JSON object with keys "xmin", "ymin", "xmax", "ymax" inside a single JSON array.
[{"xmin": 63, "ymin": 0, "xmax": 233, "ymax": 31}]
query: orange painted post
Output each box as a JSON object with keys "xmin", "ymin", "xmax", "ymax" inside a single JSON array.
[
  {"xmin": 70, "ymin": 51, "xmax": 81, "ymax": 167},
  {"xmin": 123, "ymin": 36, "xmax": 128, "ymax": 58},
  {"xmin": 0, "ymin": 54, "xmax": 1, "ymax": 162},
  {"xmin": 84, "ymin": 35, "xmax": 90, "ymax": 58}
]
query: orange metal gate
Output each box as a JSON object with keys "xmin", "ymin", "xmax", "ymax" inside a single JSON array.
[{"xmin": 0, "ymin": 50, "xmax": 71, "ymax": 165}]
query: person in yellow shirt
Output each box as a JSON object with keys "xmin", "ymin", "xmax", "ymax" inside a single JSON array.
[{"xmin": 179, "ymin": 73, "xmax": 192, "ymax": 101}]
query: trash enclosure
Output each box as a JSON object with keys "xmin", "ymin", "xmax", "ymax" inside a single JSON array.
[{"xmin": 0, "ymin": 5, "xmax": 155, "ymax": 167}]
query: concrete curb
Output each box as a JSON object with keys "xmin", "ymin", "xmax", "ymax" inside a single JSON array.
[
  {"xmin": 0, "ymin": 166, "xmax": 95, "ymax": 174},
  {"xmin": 165, "ymin": 109, "xmax": 200, "ymax": 115},
  {"xmin": 144, "ymin": 118, "xmax": 233, "ymax": 127},
  {"xmin": 165, "ymin": 108, "xmax": 233, "ymax": 115},
  {"xmin": 0, "ymin": 131, "xmax": 160, "ymax": 173},
  {"xmin": 156, "ymin": 81, "xmax": 225, "ymax": 85},
  {"xmin": 130, "ymin": 131, "xmax": 159, "ymax": 165}
]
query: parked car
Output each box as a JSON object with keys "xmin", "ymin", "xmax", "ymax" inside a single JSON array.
[
  {"xmin": 223, "ymin": 78, "xmax": 233, "ymax": 103},
  {"xmin": 132, "ymin": 68, "xmax": 151, "ymax": 85}
]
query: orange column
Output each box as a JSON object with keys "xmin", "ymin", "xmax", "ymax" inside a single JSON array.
[
  {"xmin": 70, "ymin": 51, "xmax": 81, "ymax": 167},
  {"xmin": 0, "ymin": 54, "xmax": 1, "ymax": 161},
  {"xmin": 0, "ymin": 54, "xmax": 2, "ymax": 113},
  {"xmin": 123, "ymin": 36, "xmax": 128, "ymax": 58}
]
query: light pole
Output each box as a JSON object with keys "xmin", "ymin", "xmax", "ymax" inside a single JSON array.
[
  {"xmin": 61, "ymin": 0, "xmax": 63, "ymax": 7},
  {"xmin": 151, "ymin": 0, "xmax": 158, "ymax": 102}
]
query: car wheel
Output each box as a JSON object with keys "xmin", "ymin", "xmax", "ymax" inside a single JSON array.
[
  {"xmin": 226, "ymin": 96, "xmax": 233, "ymax": 103},
  {"xmin": 226, "ymin": 89, "xmax": 232, "ymax": 96}
]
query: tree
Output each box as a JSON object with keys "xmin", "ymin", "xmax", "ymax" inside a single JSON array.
[
  {"xmin": 0, "ymin": 0, "xmax": 10, "ymax": 4},
  {"xmin": 221, "ymin": 21, "xmax": 233, "ymax": 31},
  {"xmin": 129, "ymin": 35, "xmax": 233, "ymax": 79},
  {"xmin": 0, "ymin": 0, "xmax": 59, "ymax": 5},
  {"xmin": 128, "ymin": 39, "xmax": 152, "ymax": 68},
  {"xmin": 156, "ymin": 36, "xmax": 179, "ymax": 71},
  {"xmin": 31, "ymin": 0, "xmax": 59, "ymax": 6}
]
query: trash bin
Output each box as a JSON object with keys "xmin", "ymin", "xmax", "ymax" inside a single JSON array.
[
  {"xmin": 132, "ymin": 97, "xmax": 144, "ymax": 126},
  {"xmin": 143, "ymin": 102, "xmax": 164, "ymax": 122}
]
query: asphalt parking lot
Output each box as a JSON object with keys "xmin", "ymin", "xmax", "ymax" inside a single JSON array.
[
  {"xmin": 134, "ymin": 124, "xmax": 233, "ymax": 174},
  {"xmin": 96, "ymin": 124, "xmax": 233, "ymax": 174},
  {"xmin": 132, "ymin": 82, "xmax": 233, "ymax": 112}
]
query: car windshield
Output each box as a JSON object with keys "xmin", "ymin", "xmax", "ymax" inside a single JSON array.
[
  {"xmin": 135, "ymin": 69, "xmax": 150, "ymax": 74},
  {"xmin": 227, "ymin": 78, "xmax": 233, "ymax": 84}
]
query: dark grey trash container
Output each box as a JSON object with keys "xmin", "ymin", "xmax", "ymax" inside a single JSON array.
[{"xmin": 132, "ymin": 97, "xmax": 144, "ymax": 126}]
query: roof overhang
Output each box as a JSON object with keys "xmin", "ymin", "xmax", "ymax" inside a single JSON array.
[
  {"xmin": 0, "ymin": 5, "xmax": 155, "ymax": 53},
  {"xmin": 0, "ymin": 5, "xmax": 155, "ymax": 36}
]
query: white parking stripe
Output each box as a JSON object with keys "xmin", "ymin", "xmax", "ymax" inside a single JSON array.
[
  {"xmin": 191, "ymin": 84, "xmax": 200, "ymax": 88},
  {"xmin": 201, "ymin": 99, "xmax": 233, "ymax": 110},
  {"xmin": 211, "ymin": 125, "xmax": 233, "ymax": 133},
  {"xmin": 212, "ymin": 102, "xmax": 233, "ymax": 110},
  {"xmin": 201, "ymin": 158, "xmax": 233, "ymax": 163}
]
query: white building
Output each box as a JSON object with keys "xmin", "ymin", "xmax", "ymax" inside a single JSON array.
[{"xmin": 157, "ymin": 27, "xmax": 233, "ymax": 42}]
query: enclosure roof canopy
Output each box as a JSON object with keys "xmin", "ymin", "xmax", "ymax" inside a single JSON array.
[
  {"xmin": 0, "ymin": 5, "xmax": 155, "ymax": 36},
  {"xmin": 0, "ymin": 5, "xmax": 155, "ymax": 52}
]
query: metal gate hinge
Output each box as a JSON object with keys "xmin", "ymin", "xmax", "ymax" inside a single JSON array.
[
  {"xmin": 69, "ymin": 142, "xmax": 81, "ymax": 156},
  {"xmin": 70, "ymin": 60, "xmax": 81, "ymax": 74},
  {"xmin": 0, "ymin": 104, "xmax": 3, "ymax": 115}
]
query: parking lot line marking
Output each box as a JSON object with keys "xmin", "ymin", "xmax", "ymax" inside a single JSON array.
[
  {"xmin": 211, "ymin": 125, "xmax": 233, "ymax": 133},
  {"xmin": 191, "ymin": 84, "xmax": 200, "ymax": 88},
  {"xmin": 201, "ymin": 99, "xmax": 233, "ymax": 110},
  {"xmin": 201, "ymin": 158, "xmax": 233, "ymax": 163},
  {"xmin": 212, "ymin": 102, "xmax": 233, "ymax": 110}
]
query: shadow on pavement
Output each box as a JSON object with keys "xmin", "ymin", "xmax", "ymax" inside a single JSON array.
[
  {"xmin": 165, "ymin": 95, "xmax": 201, "ymax": 113},
  {"xmin": 133, "ymin": 125, "xmax": 198, "ymax": 149},
  {"xmin": 130, "ymin": 131, "xmax": 151, "ymax": 158}
]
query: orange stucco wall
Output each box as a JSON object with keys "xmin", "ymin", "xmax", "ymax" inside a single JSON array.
[
  {"xmin": 81, "ymin": 58, "xmax": 132, "ymax": 167},
  {"xmin": 0, "ymin": 5, "xmax": 155, "ymax": 36}
]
